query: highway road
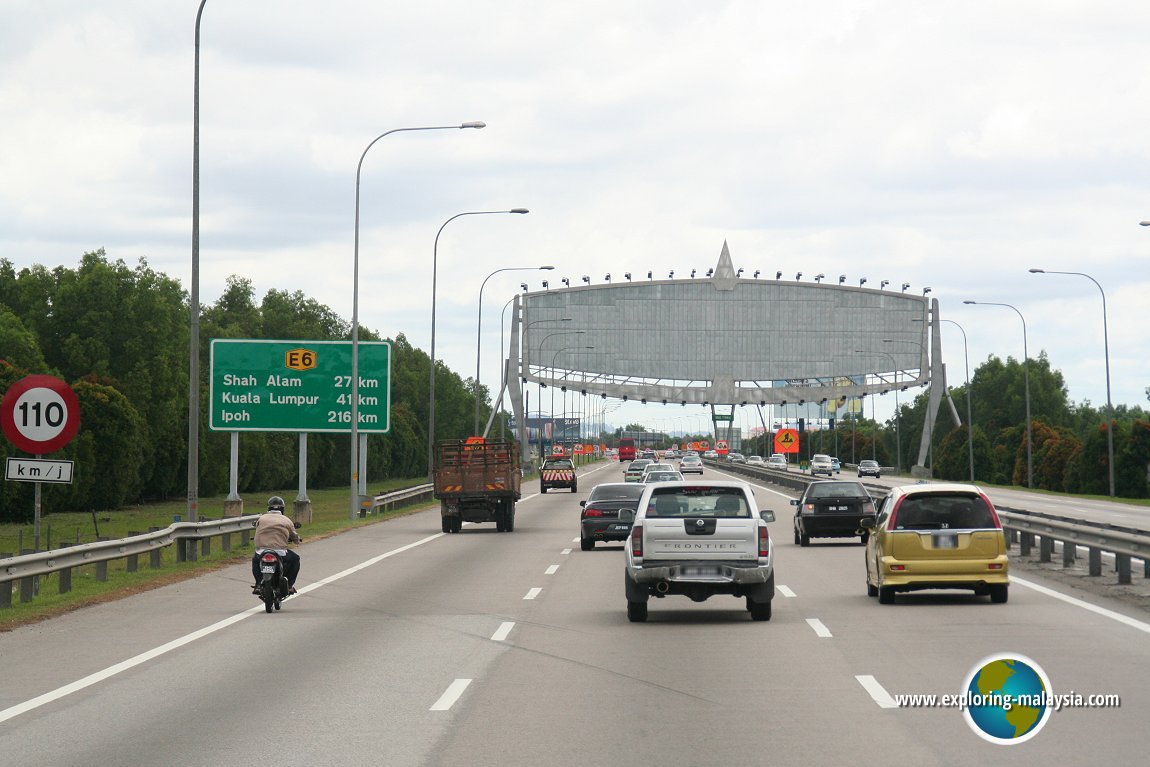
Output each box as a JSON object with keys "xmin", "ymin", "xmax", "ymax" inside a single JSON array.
[{"xmin": 1, "ymin": 462, "xmax": 1146, "ymax": 766}]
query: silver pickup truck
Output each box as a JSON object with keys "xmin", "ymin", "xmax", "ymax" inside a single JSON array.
[{"xmin": 624, "ymin": 480, "xmax": 775, "ymax": 622}]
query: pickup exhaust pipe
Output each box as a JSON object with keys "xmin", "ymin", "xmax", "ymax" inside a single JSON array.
[{"xmin": 655, "ymin": 581, "xmax": 670, "ymax": 594}]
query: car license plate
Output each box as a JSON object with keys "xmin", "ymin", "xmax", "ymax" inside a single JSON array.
[
  {"xmin": 828, "ymin": 505, "xmax": 847, "ymax": 511},
  {"xmin": 681, "ymin": 565, "xmax": 721, "ymax": 577},
  {"xmin": 932, "ymin": 533, "xmax": 958, "ymax": 549},
  {"xmin": 260, "ymin": 565, "xmax": 276, "ymax": 573},
  {"xmin": 610, "ymin": 524, "xmax": 630, "ymax": 531}
]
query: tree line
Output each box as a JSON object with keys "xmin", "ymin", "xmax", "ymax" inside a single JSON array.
[
  {"xmin": 744, "ymin": 352, "xmax": 1150, "ymax": 497},
  {"xmin": 0, "ymin": 251, "xmax": 493, "ymax": 522}
]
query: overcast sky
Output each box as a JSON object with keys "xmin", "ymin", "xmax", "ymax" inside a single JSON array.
[{"xmin": 3, "ymin": 1, "xmax": 1148, "ymax": 439}]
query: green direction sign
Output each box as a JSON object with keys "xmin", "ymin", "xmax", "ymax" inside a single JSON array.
[
  {"xmin": 712, "ymin": 413, "xmax": 734, "ymax": 422},
  {"xmin": 210, "ymin": 340, "xmax": 390, "ymax": 433}
]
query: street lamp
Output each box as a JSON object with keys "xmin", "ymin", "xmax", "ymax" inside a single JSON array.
[
  {"xmin": 550, "ymin": 346, "xmax": 594, "ymax": 450},
  {"xmin": 476, "ymin": 263, "xmax": 554, "ymax": 434},
  {"xmin": 428, "ymin": 208, "xmax": 529, "ymax": 476},
  {"xmin": 866, "ymin": 348, "xmax": 902, "ymax": 474},
  {"xmin": 1030, "ymin": 268, "xmax": 1114, "ymax": 497},
  {"xmin": 188, "ymin": 0, "xmax": 209, "ymax": 522},
  {"xmin": 964, "ymin": 300, "xmax": 1031, "ymax": 488},
  {"xmin": 884, "ymin": 337, "xmax": 933, "ymax": 475},
  {"xmin": 350, "ymin": 120, "xmax": 485, "ymax": 519}
]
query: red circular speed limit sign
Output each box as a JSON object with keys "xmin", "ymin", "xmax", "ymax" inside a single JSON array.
[{"xmin": 1, "ymin": 375, "xmax": 81, "ymax": 454}]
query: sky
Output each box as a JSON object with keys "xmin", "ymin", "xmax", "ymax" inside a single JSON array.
[{"xmin": 2, "ymin": 1, "xmax": 1149, "ymax": 441}]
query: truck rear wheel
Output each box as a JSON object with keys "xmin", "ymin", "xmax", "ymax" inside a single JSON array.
[{"xmin": 449, "ymin": 517, "xmax": 463, "ymax": 534}]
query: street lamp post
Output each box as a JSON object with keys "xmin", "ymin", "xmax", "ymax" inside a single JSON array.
[
  {"xmin": 866, "ymin": 349, "xmax": 902, "ymax": 474},
  {"xmin": 535, "ymin": 329, "xmax": 584, "ymax": 454},
  {"xmin": 550, "ymin": 346, "xmax": 594, "ymax": 451},
  {"xmin": 351, "ymin": 121, "xmax": 485, "ymax": 519},
  {"xmin": 1029, "ymin": 269, "xmax": 1113, "ymax": 497},
  {"xmin": 964, "ymin": 300, "xmax": 1031, "ymax": 489},
  {"xmin": 427, "ymin": 209, "xmax": 528, "ymax": 476},
  {"xmin": 475, "ymin": 263, "xmax": 553, "ymax": 435},
  {"xmin": 883, "ymin": 338, "xmax": 933, "ymax": 475},
  {"xmin": 188, "ymin": 0, "xmax": 209, "ymax": 523}
]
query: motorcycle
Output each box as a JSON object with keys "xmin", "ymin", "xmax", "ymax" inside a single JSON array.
[{"xmin": 255, "ymin": 549, "xmax": 292, "ymax": 613}]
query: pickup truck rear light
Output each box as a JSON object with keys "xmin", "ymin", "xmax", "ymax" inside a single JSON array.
[
  {"xmin": 759, "ymin": 526, "xmax": 770, "ymax": 558},
  {"xmin": 988, "ymin": 563, "xmax": 1004, "ymax": 570},
  {"xmin": 630, "ymin": 525, "xmax": 642, "ymax": 557}
]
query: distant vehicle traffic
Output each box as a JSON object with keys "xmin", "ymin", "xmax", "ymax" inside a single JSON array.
[
  {"xmin": 624, "ymin": 459, "xmax": 652, "ymax": 482},
  {"xmin": 746, "ymin": 455, "xmax": 765, "ymax": 466},
  {"xmin": 857, "ymin": 460, "xmax": 881, "ymax": 478},
  {"xmin": 618, "ymin": 438, "xmax": 636, "ymax": 462},
  {"xmin": 580, "ymin": 482, "xmax": 644, "ymax": 550},
  {"xmin": 765, "ymin": 456, "xmax": 787, "ymax": 470},
  {"xmin": 679, "ymin": 455, "xmax": 704, "ymax": 474},
  {"xmin": 810, "ymin": 454, "xmax": 834, "ymax": 477},
  {"xmin": 643, "ymin": 470, "xmax": 684, "ymax": 483},
  {"xmin": 791, "ymin": 480, "xmax": 876, "ymax": 546}
]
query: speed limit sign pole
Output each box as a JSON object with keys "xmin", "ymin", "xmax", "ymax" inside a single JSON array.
[{"xmin": 1, "ymin": 375, "xmax": 81, "ymax": 551}]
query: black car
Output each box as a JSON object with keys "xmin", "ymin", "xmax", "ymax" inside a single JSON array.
[
  {"xmin": 857, "ymin": 459, "xmax": 881, "ymax": 478},
  {"xmin": 791, "ymin": 480, "xmax": 876, "ymax": 546},
  {"xmin": 579, "ymin": 482, "xmax": 645, "ymax": 550}
]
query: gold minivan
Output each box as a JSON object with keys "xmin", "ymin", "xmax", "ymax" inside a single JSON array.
[{"xmin": 861, "ymin": 483, "xmax": 1008, "ymax": 604}]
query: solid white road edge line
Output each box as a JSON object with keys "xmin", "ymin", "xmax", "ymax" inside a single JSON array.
[
  {"xmin": 1011, "ymin": 575, "xmax": 1150, "ymax": 635},
  {"xmin": 856, "ymin": 675, "xmax": 898, "ymax": 709},
  {"xmin": 0, "ymin": 531, "xmax": 448, "ymax": 725},
  {"xmin": 524, "ymin": 587, "xmax": 542, "ymax": 600},
  {"xmin": 806, "ymin": 618, "xmax": 833, "ymax": 638},
  {"xmin": 491, "ymin": 622, "xmax": 515, "ymax": 642},
  {"xmin": 430, "ymin": 678, "xmax": 473, "ymax": 711},
  {"xmin": 777, "ymin": 585, "xmax": 797, "ymax": 598}
]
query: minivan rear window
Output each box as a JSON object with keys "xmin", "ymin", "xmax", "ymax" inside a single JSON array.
[{"xmin": 893, "ymin": 494, "xmax": 995, "ymax": 530}]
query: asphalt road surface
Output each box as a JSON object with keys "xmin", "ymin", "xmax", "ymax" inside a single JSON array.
[{"xmin": 1, "ymin": 462, "xmax": 1145, "ymax": 766}]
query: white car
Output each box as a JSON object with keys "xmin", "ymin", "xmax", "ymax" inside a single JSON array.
[
  {"xmin": 810, "ymin": 454, "xmax": 834, "ymax": 477},
  {"xmin": 765, "ymin": 456, "xmax": 787, "ymax": 470},
  {"xmin": 746, "ymin": 455, "xmax": 765, "ymax": 466},
  {"xmin": 679, "ymin": 455, "xmax": 704, "ymax": 475},
  {"xmin": 624, "ymin": 480, "xmax": 776, "ymax": 622}
]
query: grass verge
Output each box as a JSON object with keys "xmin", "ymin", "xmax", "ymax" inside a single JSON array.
[{"xmin": 0, "ymin": 481, "xmax": 434, "ymax": 631}]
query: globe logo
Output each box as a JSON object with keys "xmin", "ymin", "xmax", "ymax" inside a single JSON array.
[{"xmin": 962, "ymin": 653, "xmax": 1053, "ymax": 744}]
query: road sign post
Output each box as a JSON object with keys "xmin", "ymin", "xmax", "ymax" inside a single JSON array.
[{"xmin": 2, "ymin": 375, "xmax": 82, "ymax": 551}]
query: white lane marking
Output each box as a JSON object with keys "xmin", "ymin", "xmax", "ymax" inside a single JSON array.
[
  {"xmin": 545, "ymin": 565, "xmax": 560, "ymax": 575},
  {"xmin": 777, "ymin": 585, "xmax": 797, "ymax": 598},
  {"xmin": 856, "ymin": 675, "xmax": 898, "ymax": 709},
  {"xmin": 561, "ymin": 548, "xmax": 572, "ymax": 555},
  {"xmin": 524, "ymin": 587, "xmax": 542, "ymax": 600},
  {"xmin": 571, "ymin": 537, "xmax": 580, "ymax": 543},
  {"xmin": 430, "ymin": 678, "xmax": 473, "ymax": 711},
  {"xmin": 491, "ymin": 622, "xmax": 515, "ymax": 642},
  {"xmin": 806, "ymin": 618, "xmax": 833, "ymax": 638},
  {"xmin": 1012, "ymin": 576, "xmax": 1150, "ymax": 635},
  {"xmin": 0, "ymin": 532, "xmax": 449, "ymax": 725}
]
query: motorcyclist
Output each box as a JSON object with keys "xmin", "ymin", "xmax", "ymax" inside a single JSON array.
[{"xmin": 251, "ymin": 496, "xmax": 301, "ymax": 595}]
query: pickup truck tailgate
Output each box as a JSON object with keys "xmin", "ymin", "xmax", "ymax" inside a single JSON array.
[{"xmin": 643, "ymin": 518, "xmax": 760, "ymax": 560}]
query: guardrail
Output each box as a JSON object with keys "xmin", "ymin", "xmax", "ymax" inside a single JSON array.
[
  {"xmin": 0, "ymin": 516, "xmax": 260, "ymax": 609},
  {"xmin": 1, "ymin": 484, "xmax": 440, "ymax": 610},
  {"xmin": 368, "ymin": 483, "xmax": 434, "ymax": 514},
  {"xmin": 997, "ymin": 506, "xmax": 1150, "ymax": 585}
]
